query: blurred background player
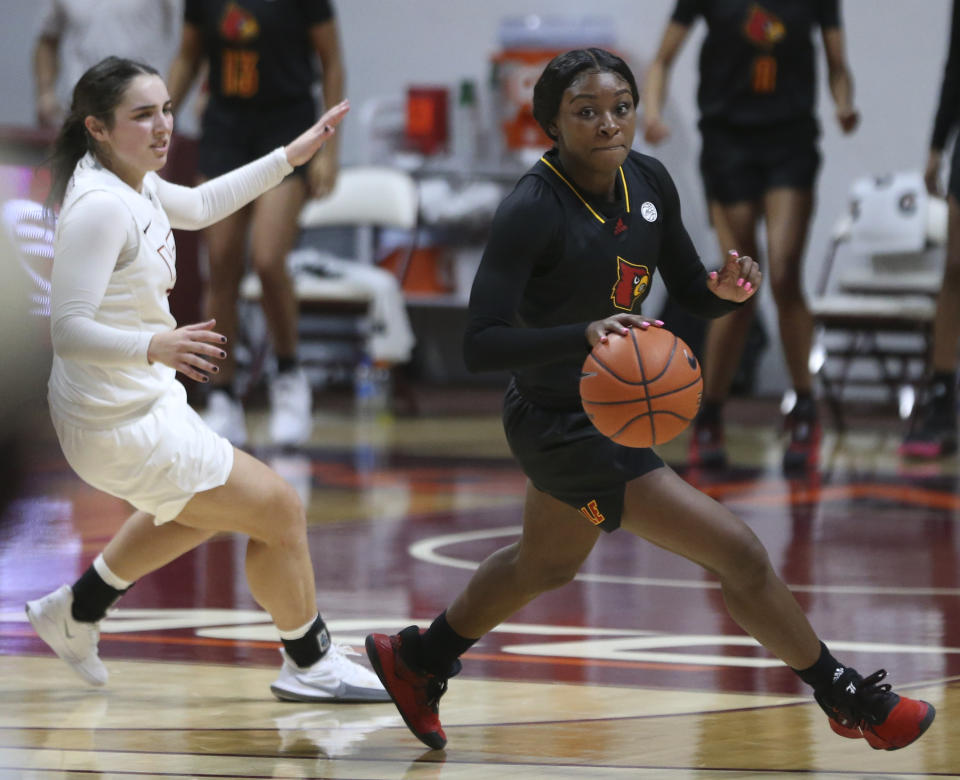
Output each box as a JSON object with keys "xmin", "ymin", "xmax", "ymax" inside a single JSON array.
[
  {"xmin": 901, "ymin": 0, "xmax": 960, "ymax": 458},
  {"xmin": 167, "ymin": 0, "xmax": 345, "ymax": 446},
  {"xmin": 33, "ymin": 0, "xmax": 182, "ymax": 129},
  {"xmin": 642, "ymin": 0, "xmax": 859, "ymax": 471}
]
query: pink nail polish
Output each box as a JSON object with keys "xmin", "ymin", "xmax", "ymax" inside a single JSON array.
[
  {"xmin": 729, "ymin": 249, "xmax": 739, "ymax": 257},
  {"xmin": 654, "ymin": 319, "xmax": 664, "ymax": 326},
  {"xmin": 744, "ymin": 282, "xmax": 752, "ymax": 292},
  {"xmin": 737, "ymin": 278, "xmax": 744, "ymax": 287},
  {"xmin": 709, "ymin": 271, "xmax": 718, "ymax": 279}
]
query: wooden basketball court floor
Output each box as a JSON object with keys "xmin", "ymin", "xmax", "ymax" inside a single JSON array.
[{"xmin": 2, "ymin": 394, "xmax": 960, "ymax": 779}]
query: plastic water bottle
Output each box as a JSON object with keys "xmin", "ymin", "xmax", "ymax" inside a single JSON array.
[
  {"xmin": 354, "ymin": 355, "xmax": 391, "ymax": 414},
  {"xmin": 354, "ymin": 355, "xmax": 376, "ymax": 411}
]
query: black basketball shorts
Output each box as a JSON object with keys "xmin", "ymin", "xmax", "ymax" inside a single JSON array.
[
  {"xmin": 502, "ymin": 379, "xmax": 665, "ymax": 533},
  {"xmin": 197, "ymin": 98, "xmax": 317, "ymax": 180},
  {"xmin": 699, "ymin": 118, "xmax": 821, "ymax": 204},
  {"xmin": 948, "ymin": 141, "xmax": 960, "ymax": 203}
]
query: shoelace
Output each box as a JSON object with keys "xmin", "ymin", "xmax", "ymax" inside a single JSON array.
[
  {"xmin": 315, "ymin": 644, "xmax": 363, "ymax": 672},
  {"xmin": 424, "ymin": 676, "xmax": 449, "ymax": 713},
  {"xmin": 827, "ymin": 669, "xmax": 893, "ymax": 729},
  {"xmin": 853, "ymin": 669, "xmax": 894, "ymax": 725}
]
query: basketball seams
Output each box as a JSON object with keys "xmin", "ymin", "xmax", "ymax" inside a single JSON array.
[
  {"xmin": 583, "ymin": 353, "xmax": 646, "ymax": 386},
  {"xmin": 644, "ymin": 333, "xmax": 678, "ymax": 383},
  {"xmin": 579, "ymin": 326, "xmax": 701, "ymax": 448},
  {"xmin": 604, "ymin": 406, "xmax": 699, "ymax": 441},
  {"xmin": 581, "ymin": 375, "xmax": 702, "ymax": 405},
  {"xmin": 629, "ymin": 328, "xmax": 658, "ymax": 445}
]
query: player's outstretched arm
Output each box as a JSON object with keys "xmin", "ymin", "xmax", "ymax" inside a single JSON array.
[{"xmin": 285, "ymin": 100, "xmax": 350, "ymax": 168}]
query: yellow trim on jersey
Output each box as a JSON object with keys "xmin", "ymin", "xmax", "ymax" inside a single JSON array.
[
  {"xmin": 619, "ymin": 166, "xmax": 630, "ymax": 213},
  {"xmin": 539, "ymin": 156, "xmax": 631, "ymax": 225}
]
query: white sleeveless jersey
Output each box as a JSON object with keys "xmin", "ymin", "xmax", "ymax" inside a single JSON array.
[
  {"xmin": 49, "ymin": 156, "xmax": 178, "ymax": 427},
  {"xmin": 48, "ymin": 148, "xmax": 291, "ymax": 428}
]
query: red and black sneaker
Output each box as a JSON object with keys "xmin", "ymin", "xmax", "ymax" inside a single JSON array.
[
  {"xmin": 688, "ymin": 417, "xmax": 727, "ymax": 469},
  {"xmin": 815, "ymin": 667, "xmax": 935, "ymax": 750},
  {"xmin": 783, "ymin": 407, "xmax": 821, "ymax": 473},
  {"xmin": 899, "ymin": 398, "xmax": 958, "ymax": 459},
  {"xmin": 365, "ymin": 626, "xmax": 459, "ymax": 750}
]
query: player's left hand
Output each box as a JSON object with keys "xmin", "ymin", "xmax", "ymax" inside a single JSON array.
[
  {"xmin": 706, "ymin": 250, "xmax": 761, "ymax": 303},
  {"xmin": 285, "ymin": 99, "xmax": 350, "ymax": 168},
  {"xmin": 836, "ymin": 105, "xmax": 859, "ymax": 134},
  {"xmin": 307, "ymin": 149, "xmax": 339, "ymax": 199}
]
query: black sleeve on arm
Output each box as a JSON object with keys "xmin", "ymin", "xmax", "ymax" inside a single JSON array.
[
  {"xmin": 817, "ymin": 0, "xmax": 841, "ymax": 29},
  {"xmin": 302, "ymin": 0, "xmax": 334, "ymax": 24},
  {"xmin": 184, "ymin": 0, "xmax": 203, "ymax": 24},
  {"xmin": 648, "ymin": 158, "xmax": 741, "ymax": 319},
  {"xmin": 932, "ymin": 0, "xmax": 960, "ymax": 150},
  {"xmin": 670, "ymin": 0, "xmax": 700, "ymax": 26},
  {"xmin": 463, "ymin": 183, "xmax": 592, "ymax": 373}
]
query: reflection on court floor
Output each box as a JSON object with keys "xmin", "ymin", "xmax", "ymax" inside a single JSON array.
[{"xmin": 1, "ymin": 409, "xmax": 958, "ymax": 778}]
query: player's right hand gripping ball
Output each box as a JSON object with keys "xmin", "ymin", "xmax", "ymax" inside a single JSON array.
[{"xmin": 580, "ymin": 326, "xmax": 702, "ymax": 448}]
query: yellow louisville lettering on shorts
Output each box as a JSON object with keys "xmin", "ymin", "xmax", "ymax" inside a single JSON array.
[{"xmin": 579, "ymin": 499, "xmax": 605, "ymax": 525}]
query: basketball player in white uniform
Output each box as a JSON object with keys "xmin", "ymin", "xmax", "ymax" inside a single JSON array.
[{"xmin": 25, "ymin": 56, "xmax": 387, "ymax": 703}]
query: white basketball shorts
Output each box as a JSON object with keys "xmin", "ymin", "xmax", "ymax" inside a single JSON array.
[{"xmin": 52, "ymin": 381, "xmax": 234, "ymax": 524}]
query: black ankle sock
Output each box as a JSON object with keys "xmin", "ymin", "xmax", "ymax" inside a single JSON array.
[
  {"xmin": 793, "ymin": 642, "xmax": 846, "ymax": 691},
  {"xmin": 929, "ymin": 371, "xmax": 956, "ymax": 411},
  {"xmin": 415, "ymin": 612, "xmax": 478, "ymax": 677},
  {"xmin": 71, "ymin": 565, "xmax": 130, "ymax": 623},
  {"xmin": 276, "ymin": 355, "xmax": 298, "ymax": 375},
  {"xmin": 281, "ymin": 615, "xmax": 329, "ymax": 668},
  {"xmin": 792, "ymin": 393, "xmax": 817, "ymax": 420},
  {"xmin": 697, "ymin": 400, "xmax": 723, "ymax": 425}
]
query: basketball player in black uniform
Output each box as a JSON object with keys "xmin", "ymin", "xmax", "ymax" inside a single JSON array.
[
  {"xmin": 365, "ymin": 49, "xmax": 932, "ymax": 752},
  {"xmin": 167, "ymin": 0, "xmax": 345, "ymax": 447},
  {"xmin": 902, "ymin": 0, "xmax": 960, "ymax": 458},
  {"xmin": 643, "ymin": 0, "xmax": 859, "ymax": 471}
]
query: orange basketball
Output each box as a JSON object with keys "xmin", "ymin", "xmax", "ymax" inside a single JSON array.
[{"xmin": 580, "ymin": 326, "xmax": 702, "ymax": 448}]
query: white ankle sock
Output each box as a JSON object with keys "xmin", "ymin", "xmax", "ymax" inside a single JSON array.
[
  {"xmin": 93, "ymin": 553, "xmax": 133, "ymax": 590},
  {"xmin": 277, "ymin": 612, "xmax": 319, "ymax": 640}
]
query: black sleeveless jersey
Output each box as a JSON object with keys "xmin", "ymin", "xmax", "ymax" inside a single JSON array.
[
  {"xmin": 672, "ymin": 0, "xmax": 840, "ymax": 128},
  {"xmin": 932, "ymin": 0, "xmax": 960, "ymax": 151},
  {"xmin": 185, "ymin": 0, "xmax": 334, "ymax": 108},
  {"xmin": 464, "ymin": 148, "xmax": 738, "ymax": 409}
]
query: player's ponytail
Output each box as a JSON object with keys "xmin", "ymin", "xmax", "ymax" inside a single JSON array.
[
  {"xmin": 46, "ymin": 111, "xmax": 89, "ymax": 214},
  {"xmin": 45, "ymin": 56, "xmax": 159, "ymax": 215}
]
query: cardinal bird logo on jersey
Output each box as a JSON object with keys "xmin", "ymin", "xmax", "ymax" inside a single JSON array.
[
  {"xmin": 743, "ymin": 4, "xmax": 785, "ymax": 47},
  {"xmin": 220, "ymin": 2, "xmax": 260, "ymax": 41},
  {"xmin": 611, "ymin": 257, "xmax": 651, "ymax": 311}
]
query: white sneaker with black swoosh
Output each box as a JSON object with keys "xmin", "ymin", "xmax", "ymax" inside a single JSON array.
[
  {"xmin": 25, "ymin": 585, "xmax": 108, "ymax": 686},
  {"xmin": 270, "ymin": 645, "xmax": 390, "ymax": 703}
]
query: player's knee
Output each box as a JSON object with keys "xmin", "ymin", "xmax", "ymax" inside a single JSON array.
[
  {"xmin": 251, "ymin": 253, "xmax": 287, "ymax": 281},
  {"xmin": 726, "ymin": 533, "xmax": 773, "ymax": 593},
  {"xmin": 524, "ymin": 558, "xmax": 583, "ymax": 593},
  {"xmin": 207, "ymin": 253, "xmax": 246, "ymax": 288},
  {"xmin": 264, "ymin": 480, "xmax": 306, "ymax": 548},
  {"xmin": 768, "ymin": 267, "xmax": 802, "ymax": 304}
]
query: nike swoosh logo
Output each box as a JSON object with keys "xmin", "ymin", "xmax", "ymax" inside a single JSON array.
[
  {"xmin": 293, "ymin": 676, "xmax": 386, "ymax": 701},
  {"xmin": 142, "ymin": 220, "xmax": 152, "ymax": 235}
]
